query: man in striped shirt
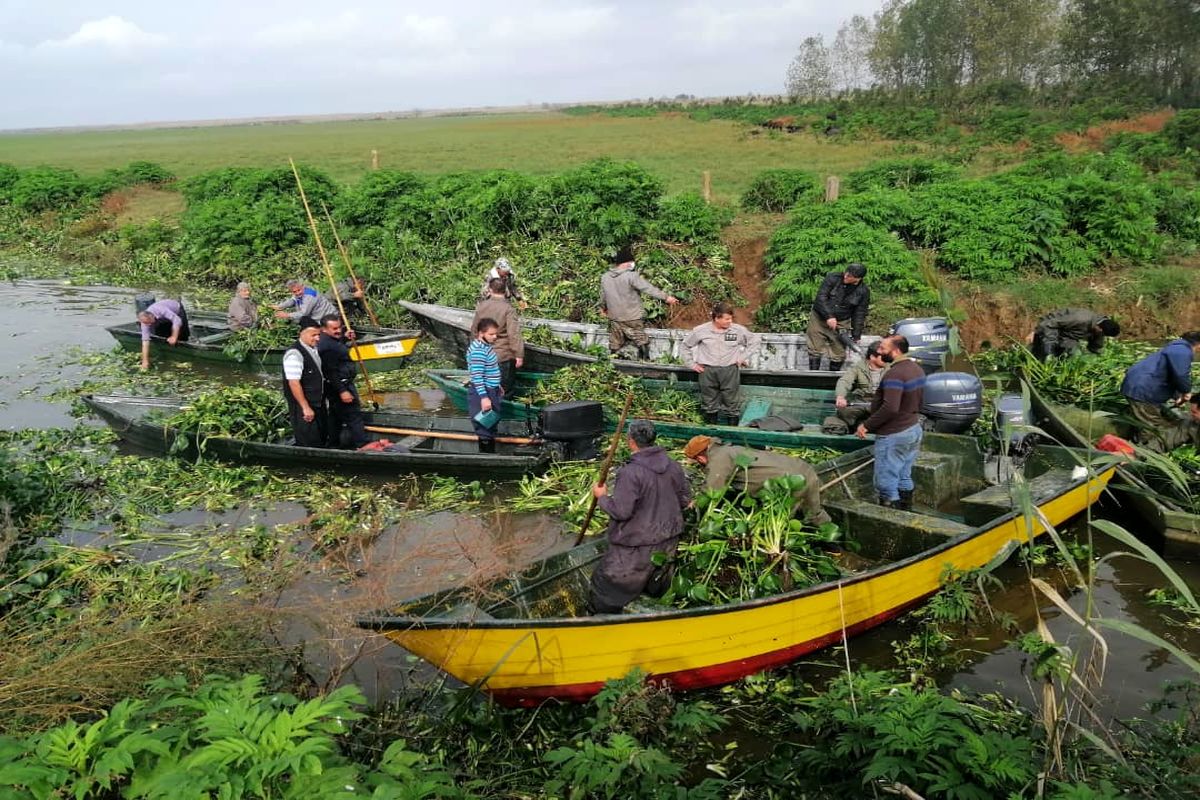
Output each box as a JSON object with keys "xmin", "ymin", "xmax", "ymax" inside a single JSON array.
[
  {"xmin": 856, "ymin": 335, "xmax": 925, "ymax": 510},
  {"xmin": 467, "ymin": 317, "xmax": 503, "ymax": 452}
]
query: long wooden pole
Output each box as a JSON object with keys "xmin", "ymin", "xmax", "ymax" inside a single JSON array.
[
  {"xmin": 574, "ymin": 392, "xmax": 635, "ymax": 546},
  {"xmin": 320, "ymin": 200, "xmax": 381, "ymax": 326},
  {"xmin": 289, "ymin": 158, "xmax": 380, "ymax": 407},
  {"xmin": 364, "ymin": 424, "xmax": 539, "ymax": 446}
]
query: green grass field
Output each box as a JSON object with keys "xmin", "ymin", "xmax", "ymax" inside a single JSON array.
[{"xmin": 0, "ymin": 112, "xmax": 894, "ymax": 200}]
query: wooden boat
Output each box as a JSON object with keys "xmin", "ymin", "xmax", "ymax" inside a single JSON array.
[
  {"xmin": 106, "ymin": 311, "xmax": 421, "ymax": 373},
  {"xmin": 400, "ymin": 301, "xmax": 878, "ymax": 389},
  {"xmin": 358, "ymin": 434, "xmax": 1115, "ymax": 704},
  {"xmin": 1025, "ymin": 381, "xmax": 1200, "ymax": 554},
  {"xmin": 427, "ymin": 368, "xmax": 874, "ymax": 453},
  {"xmin": 83, "ymin": 394, "xmax": 573, "ymax": 479}
]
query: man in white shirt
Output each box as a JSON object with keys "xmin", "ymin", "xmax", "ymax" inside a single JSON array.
[{"xmin": 281, "ymin": 321, "xmax": 327, "ymax": 447}]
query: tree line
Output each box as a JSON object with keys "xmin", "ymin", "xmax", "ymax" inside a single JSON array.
[{"xmin": 788, "ymin": 0, "xmax": 1200, "ymax": 107}]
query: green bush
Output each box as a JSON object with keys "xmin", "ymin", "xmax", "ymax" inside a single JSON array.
[
  {"xmin": 1162, "ymin": 109, "xmax": 1200, "ymax": 152},
  {"xmin": 650, "ymin": 193, "xmax": 731, "ymax": 244},
  {"xmin": 0, "ymin": 164, "xmax": 19, "ymax": 199},
  {"xmin": 118, "ymin": 219, "xmax": 178, "ymax": 254},
  {"xmin": 741, "ymin": 169, "xmax": 822, "ymax": 212},
  {"xmin": 8, "ymin": 167, "xmax": 89, "ymax": 213},
  {"xmin": 846, "ymin": 158, "xmax": 959, "ymax": 193},
  {"xmin": 538, "ymin": 158, "xmax": 663, "ymax": 248},
  {"xmin": 335, "ymin": 169, "xmax": 425, "ymax": 228}
]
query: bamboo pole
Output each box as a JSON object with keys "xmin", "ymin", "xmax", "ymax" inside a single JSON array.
[
  {"xmin": 288, "ymin": 158, "xmax": 381, "ymax": 408},
  {"xmin": 320, "ymin": 200, "xmax": 381, "ymax": 326},
  {"xmin": 820, "ymin": 457, "xmax": 875, "ymax": 492},
  {"xmin": 575, "ymin": 392, "xmax": 635, "ymax": 546},
  {"xmin": 364, "ymin": 424, "xmax": 539, "ymax": 446}
]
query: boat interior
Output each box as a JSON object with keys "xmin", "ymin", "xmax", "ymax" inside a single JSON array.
[{"xmin": 380, "ymin": 435, "xmax": 1094, "ymax": 623}]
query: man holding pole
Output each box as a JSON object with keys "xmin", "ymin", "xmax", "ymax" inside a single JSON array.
[
  {"xmin": 282, "ymin": 320, "xmax": 327, "ymax": 448},
  {"xmin": 318, "ymin": 314, "xmax": 369, "ymax": 449},
  {"xmin": 588, "ymin": 420, "xmax": 691, "ymax": 614}
]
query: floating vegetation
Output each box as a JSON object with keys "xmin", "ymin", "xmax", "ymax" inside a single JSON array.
[
  {"xmin": 525, "ymin": 324, "xmax": 609, "ymax": 357},
  {"xmin": 662, "ymin": 467, "xmax": 844, "ymax": 608},
  {"xmin": 219, "ymin": 319, "xmax": 296, "ymax": 362},
  {"xmin": 528, "ymin": 362, "xmax": 703, "ymax": 422},
  {"xmin": 159, "ymin": 386, "xmax": 288, "ymax": 454}
]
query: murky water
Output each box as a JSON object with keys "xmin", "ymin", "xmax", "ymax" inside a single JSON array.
[{"xmin": 5, "ymin": 278, "xmax": 1200, "ymax": 714}]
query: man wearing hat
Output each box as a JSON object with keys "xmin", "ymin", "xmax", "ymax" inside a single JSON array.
[
  {"xmin": 1025, "ymin": 308, "xmax": 1120, "ymax": 361},
  {"xmin": 479, "ymin": 257, "xmax": 525, "ymax": 308},
  {"xmin": 589, "ymin": 420, "xmax": 692, "ymax": 614},
  {"xmin": 599, "ymin": 246, "xmax": 678, "ymax": 360},
  {"xmin": 807, "ymin": 262, "xmax": 869, "ymax": 371},
  {"xmin": 683, "ymin": 435, "xmax": 831, "ymax": 525}
]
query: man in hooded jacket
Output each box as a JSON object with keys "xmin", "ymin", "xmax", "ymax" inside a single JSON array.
[
  {"xmin": 599, "ymin": 247, "xmax": 678, "ymax": 360},
  {"xmin": 589, "ymin": 420, "xmax": 692, "ymax": 614}
]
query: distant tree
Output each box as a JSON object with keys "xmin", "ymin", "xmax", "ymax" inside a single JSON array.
[
  {"xmin": 961, "ymin": 0, "xmax": 1061, "ymax": 89},
  {"xmin": 831, "ymin": 15, "xmax": 876, "ymax": 93},
  {"xmin": 786, "ymin": 35, "xmax": 834, "ymax": 101}
]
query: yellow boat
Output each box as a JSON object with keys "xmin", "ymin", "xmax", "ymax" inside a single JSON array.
[{"xmin": 358, "ymin": 434, "xmax": 1114, "ymax": 705}]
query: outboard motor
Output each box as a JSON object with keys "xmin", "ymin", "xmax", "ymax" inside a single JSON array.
[
  {"xmin": 134, "ymin": 293, "xmax": 156, "ymax": 314},
  {"xmin": 539, "ymin": 401, "xmax": 605, "ymax": 460},
  {"xmin": 993, "ymin": 393, "xmax": 1038, "ymax": 458},
  {"xmin": 920, "ymin": 372, "xmax": 982, "ymax": 434},
  {"xmin": 890, "ymin": 317, "xmax": 949, "ymax": 375}
]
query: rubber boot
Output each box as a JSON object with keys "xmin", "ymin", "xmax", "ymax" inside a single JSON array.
[
  {"xmin": 478, "ymin": 439, "xmax": 496, "ymax": 453},
  {"xmin": 878, "ymin": 495, "xmax": 899, "ymax": 509},
  {"xmin": 808, "ymin": 355, "xmax": 823, "ymax": 371},
  {"xmin": 718, "ymin": 412, "xmax": 741, "ymax": 427},
  {"xmin": 897, "ymin": 489, "xmax": 914, "ymax": 511},
  {"xmin": 828, "ymin": 360, "xmax": 844, "ymax": 372},
  {"xmin": 636, "ymin": 344, "xmax": 651, "ymax": 361},
  {"xmin": 702, "ymin": 411, "xmax": 720, "ymax": 425}
]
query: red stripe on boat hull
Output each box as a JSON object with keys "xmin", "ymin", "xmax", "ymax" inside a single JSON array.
[{"xmin": 488, "ymin": 597, "xmax": 926, "ymax": 707}]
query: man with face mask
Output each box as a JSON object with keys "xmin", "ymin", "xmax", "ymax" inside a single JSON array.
[{"xmin": 856, "ymin": 335, "xmax": 925, "ymax": 510}]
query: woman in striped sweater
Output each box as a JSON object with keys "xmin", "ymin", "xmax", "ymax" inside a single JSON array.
[{"xmin": 467, "ymin": 317, "xmax": 503, "ymax": 452}]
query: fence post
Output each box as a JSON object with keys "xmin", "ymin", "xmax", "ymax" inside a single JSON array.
[
  {"xmin": 371, "ymin": 149, "xmax": 379, "ymax": 170},
  {"xmin": 702, "ymin": 171, "xmax": 712, "ymax": 203},
  {"xmin": 824, "ymin": 175, "xmax": 840, "ymax": 203}
]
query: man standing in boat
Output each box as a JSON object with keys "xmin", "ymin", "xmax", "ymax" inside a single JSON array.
[
  {"xmin": 599, "ymin": 246, "xmax": 678, "ymax": 361},
  {"xmin": 1026, "ymin": 308, "xmax": 1120, "ymax": 361},
  {"xmin": 682, "ymin": 302, "xmax": 762, "ymax": 425},
  {"xmin": 807, "ymin": 262, "xmax": 869, "ymax": 371},
  {"xmin": 1120, "ymin": 332, "xmax": 1200, "ymax": 452},
  {"xmin": 479, "ymin": 257, "xmax": 525, "ymax": 308},
  {"xmin": 325, "ymin": 277, "xmax": 368, "ymax": 320},
  {"xmin": 856, "ymin": 335, "xmax": 925, "ymax": 510},
  {"xmin": 137, "ymin": 298, "xmax": 191, "ymax": 371},
  {"xmin": 317, "ymin": 314, "xmax": 368, "ymax": 450},
  {"xmin": 682, "ymin": 435, "xmax": 831, "ymax": 525},
  {"xmin": 275, "ymin": 279, "xmax": 337, "ymax": 328},
  {"xmin": 473, "ymin": 277, "xmax": 525, "ymax": 396},
  {"xmin": 282, "ymin": 320, "xmax": 327, "ymax": 448},
  {"xmin": 589, "ymin": 420, "xmax": 692, "ymax": 614}
]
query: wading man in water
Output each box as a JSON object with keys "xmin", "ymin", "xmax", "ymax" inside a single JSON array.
[{"xmin": 589, "ymin": 420, "xmax": 691, "ymax": 614}]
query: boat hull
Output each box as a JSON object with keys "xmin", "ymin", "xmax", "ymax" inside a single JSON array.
[
  {"xmin": 106, "ymin": 313, "xmax": 420, "ymax": 373},
  {"xmin": 427, "ymin": 369, "xmax": 874, "ymax": 453},
  {"xmin": 400, "ymin": 300, "xmax": 855, "ymax": 389},
  {"xmin": 365, "ymin": 442, "xmax": 1114, "ymax": 704},
  {"xmin": 83, "ymin": 394, "xmax": 554, "ymax": 479}
]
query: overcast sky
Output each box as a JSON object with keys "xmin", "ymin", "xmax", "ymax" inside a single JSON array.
[{"xmin": 0, "ymin": 1, "xmax": 882, "ymax": 130}]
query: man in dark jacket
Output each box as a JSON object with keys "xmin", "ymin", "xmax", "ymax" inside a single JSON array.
[
  {"xmin": 856, "ymin": 335, "xmax": 925, "ymax": 509},
  {"xmin": 1027, "ymin": 308, "xmax": 1120, "ymax": 361},
  {"xmin": 317, "ymin": 314, "xmax": 368, "ymax": 449},
  {"xmin": 281, "ymin": 321, "xmax": 327, "ymax": 448},
  {"xmin": 1120, "ymin": 332, "xmax": 1200, "ymax": 451},
  {"xmin": 589, "ymin": 420, "xmax": 692, "ymax": 614},
  {"xmin": 807, "ymin": 263, "xmax": 869, "ymax": 371}
]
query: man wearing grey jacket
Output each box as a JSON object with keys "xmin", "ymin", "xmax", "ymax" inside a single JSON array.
[
  {"xmin": 599, "ymin": 247, "xmax": 678, "ymax": 360},
  {"xmin": 682, "ymin": 302, "xmax": 761, "ymax": 424}
]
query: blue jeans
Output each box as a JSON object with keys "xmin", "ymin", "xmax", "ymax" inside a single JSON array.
[
  {"xmin": 467, "ymin": 384, "xmax": 503, "ymax": 441},
  {"xmin": 873, "ymin": 422, "xmax": 923, "ymax": 501}
]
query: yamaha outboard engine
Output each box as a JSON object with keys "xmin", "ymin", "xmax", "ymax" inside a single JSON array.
[
  {"xmin": 920, "ymin": 372, "xmax": 982, "ymax": 434},
  {"xmin": 890, "ymin": 317, "xmax": 949, "ymax": 375},
  {"xmin": 539, "ymin": 401, "xmax": 605, "ymax": 460},
  {"xmin": 994, "ymin": 393, "xmax": 1038, "ymax": 458},
  {"xmin": 134, "ymin": 293, "xmax": 156, "ymax": 314}
]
